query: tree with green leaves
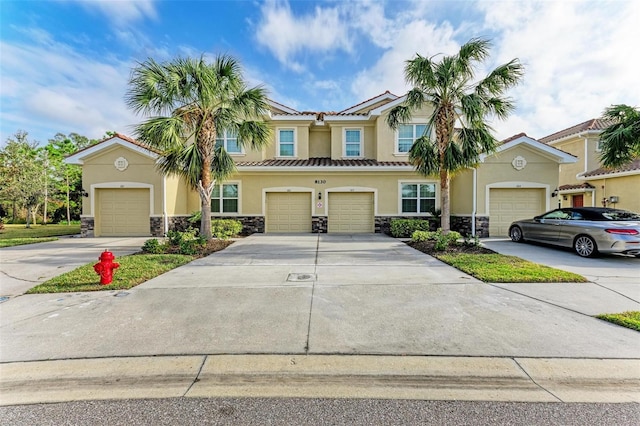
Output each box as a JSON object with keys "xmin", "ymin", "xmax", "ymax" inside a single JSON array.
[
  {"xmin": 387, "ymin": 38, "xmax": 524, "ymax": 232},
  {"xmin": 126, "ymin": 55, "xmax": 271, "ymax": 239},
  {"xmin": 599, "ymin": 104, "xmax": 640, "ymax": 168},
  {"xmin": 0, "ymin": 131, "xmax": 46, "ymax": 227}
]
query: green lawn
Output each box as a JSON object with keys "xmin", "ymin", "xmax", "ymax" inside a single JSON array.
[
  {"xmin": 435, "ymin": 253, "xmax": 587, "ymax": 283},
  {"xmin": 27, "ymin": 253, "xmax": 194, "ymax": 293},
  {"xmin": 0, "ymin": 224, "xmax": 80, "ymax": 247},
  {"xmin": 596, "ymin": 311, "xmax": 640, "ymax": 331}
]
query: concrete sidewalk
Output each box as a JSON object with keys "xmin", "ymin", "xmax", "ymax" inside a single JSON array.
[{"xmin": 1, "ymin": 234, "xmax": 639, "ymax": 405}]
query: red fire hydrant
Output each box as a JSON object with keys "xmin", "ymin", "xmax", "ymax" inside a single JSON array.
[{"xmin": 93, "ymin": 250, "xmax": 120, "ymax": 285}]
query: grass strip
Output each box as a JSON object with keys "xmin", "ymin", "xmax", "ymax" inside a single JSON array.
[
  {"xmin": 434, "ymin": 253, "xmax": 587, "ymax": 283},
  {"xmin": 0, "ymin": 224, "xmax": 80, "ymax": 247},
  {"xmin": 596, "ymin": 311, "xmax": 640, "ymax": 331},
  {"xmin": 26, "ymin": 253, "xmax": 194, "ymax": 293},
  {"xmin": 0, "ymin": 237, "xmax": 58, "ymax": 248}
]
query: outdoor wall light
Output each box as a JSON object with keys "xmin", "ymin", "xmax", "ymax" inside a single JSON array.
[{"xmin": 551, "ymin": 188, "xmax": 559, "ymax": 198}]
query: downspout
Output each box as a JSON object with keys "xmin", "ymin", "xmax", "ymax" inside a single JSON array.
[
  {"xmin": 162, "ymin": 175, "xmax": 168, "ymax": 235},
  {"xmin": 472, "ymin": 167, "xmax": 477, "ymax": 237}
]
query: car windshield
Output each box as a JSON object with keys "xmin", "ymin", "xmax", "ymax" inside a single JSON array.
[{"xmin": 601, "ymin": 209, "xmax": 640, "ymax": 221}]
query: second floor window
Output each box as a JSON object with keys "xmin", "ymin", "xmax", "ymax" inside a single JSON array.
[
  {"xmin": 215, "ymin": 130, "xmax": 241, "ymax": 154},
  {"xmin": 278, "ymin": 129, "xmax": 295, "ymax": 157},
  {"xmin": 344, "ymin": 128, "xmax": 362, "ymax": 157},
  {"xmin": 211, "ymin": 183, "xmax": 238, "ymax": 213},
  {"xmin": 397, "ymin": 124, "xmax": 428, "ymax": 154}
]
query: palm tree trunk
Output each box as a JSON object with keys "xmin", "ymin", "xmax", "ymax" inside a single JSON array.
[
  {"xmin": 198, "ymin": 154, "xmax": 214, "ymax": 240},
  {"xmin": 440, "ymin": 169, "xmax": 450, "ymax": 232}
]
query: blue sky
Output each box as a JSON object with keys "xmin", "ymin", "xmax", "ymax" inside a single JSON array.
[{"xmin": 1, "ymin": 0, "xmax": 639, "ymax": 145}]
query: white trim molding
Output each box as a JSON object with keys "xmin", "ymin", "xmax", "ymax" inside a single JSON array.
[
  {"xmin": 397, "ymin": 180, "xmax": 438, "ymax": 216},
  {"xmin": 65, "ymin": 137, "xmax": 158, "ymax": 165}
]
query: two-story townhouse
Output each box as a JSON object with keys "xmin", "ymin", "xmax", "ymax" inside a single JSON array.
[
  {"xmin": 66, "ymin": 92, "xmax": 575, "ymax": 238},
  {"xmin": 539, "ymin": 119, "xmax": 640, "ymax": 213}
]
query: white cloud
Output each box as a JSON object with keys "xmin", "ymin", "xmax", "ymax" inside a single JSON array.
[
  {"xmin": 72, "ymin": 0, "xmax": 157, "ymax": 26},
  {"xmin": 476, "ymin": 0, "xmax": 640, "ymax": 139},
  {"xmin": 255, "ymin": 0, "xmax": 352, "ymax": 72},
  {"xmin": 0, "ymin": 33, "xmax": 138, "ymax": 143}
]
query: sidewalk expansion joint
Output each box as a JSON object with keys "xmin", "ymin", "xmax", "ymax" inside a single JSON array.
[
  {"xmin": 183, "ymin": 355, "xmax": 208, "ymax": 397},
  {"xmin": 512, "ymin": 358, "xmax": 563, "ymax": 403}
]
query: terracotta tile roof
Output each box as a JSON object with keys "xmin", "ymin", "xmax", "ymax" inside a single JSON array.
[
  {"xmin": 559, "ymin": 183, "xmax": 595, "ymax": 191},
  {"xmin": 500, "ymin": 133, "xmax": 529, "ymax": 144},
  {"xmin": 539, "ymin": 118, "xmax": 616, "ymax": 144},
  {"xmin": 581, "ymin": 158, "xmax": 640, "ymax": 178},
  {"xmin": 236, "ymin": 157, "xmax": 411, "ymax": 167}
]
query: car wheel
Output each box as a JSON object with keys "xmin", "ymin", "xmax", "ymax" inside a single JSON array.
[
  {"xmin": 574, "ymin": 235, "xmax": 598, "ymax": 258},
  {"xmin": 509, "ymin": 226, "xmax": 524, "ymax": 242}
]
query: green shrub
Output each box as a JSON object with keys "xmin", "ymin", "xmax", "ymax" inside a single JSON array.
[
  {"xmin": 390, "ymin": 219, "xmax": 432, "ymax": 238},
  {"xmin": 211, "ymin": 219, "xmax": 242, "ymax": 240},
  {"xmin": 411, "ymin": 230, "xmax": 436, "ymax": 242},
  {"xmin": 141, "ymin": 238, "xmax": 164, "ymax": 254},
  {"xmin": 434, "ymin": 229, "xmax": 462, "ymax": 251},
  {"xmin": 167, "ymin": 227, "xmax": 199, "ymax": 246},
  {"xmin": 179, "ymin": 239, "xmax": 203, "ymax": 255}
]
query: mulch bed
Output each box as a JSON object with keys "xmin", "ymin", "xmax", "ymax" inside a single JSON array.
[{"xmin": 407, "ymin": 240, "xmax": 496, "ymax": 256}]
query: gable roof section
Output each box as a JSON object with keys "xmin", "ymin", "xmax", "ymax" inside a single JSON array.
[
  {"xmin": 539, "ymin": 118, "xmax": 616, "ymax": 144},
  {"xmin": 480, "ymin": 134, "xmax": 577, "ymax": 164},
  {"xmin": 64, "ymin": 133, "xmax": 159, "ymax": 165},
  {"xmin": 578, "ymin": 158, "xmax": 640, "ymax": 179},
  {"xmin": 337, "ymin": 91, "xmax": 399, "ymax": 115}
]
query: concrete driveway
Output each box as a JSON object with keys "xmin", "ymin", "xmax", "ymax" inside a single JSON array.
[
  {"xmin": 482, "ymin": 238, "xmax": 640, "ymax": 312},
  {"xmin": 1, "ymin": 233, "xmax": 638, "ymax": 363},
  {"xmin": 0, "ymin": 237, "xmax": 149, "ymax": 297}
]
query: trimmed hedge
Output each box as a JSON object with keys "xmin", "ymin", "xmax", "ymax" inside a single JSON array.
[
  {"xmin": 390, "ymin": 219, "xmax": 433, "ymax": 238},
  {"xmin": 211, "ymin": 219, "xmax": 242, "ymax": 240}
]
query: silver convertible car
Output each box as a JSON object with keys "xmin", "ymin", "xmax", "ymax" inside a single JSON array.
[{"xmin": 508, "ymin": 207, "xmax": 640, "ymax": 258}]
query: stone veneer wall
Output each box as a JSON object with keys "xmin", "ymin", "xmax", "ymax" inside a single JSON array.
[
  {"xmin": 450, "ymin": 215, "xmax": 490, "ymax": 238},
  {"xmin": 80, "ymin": 217, "xmax": 95, "ymax": 237},
  {"xmin": 312, "ymin": 216, "xmax": 328, "ymax": 233},
  {"xmin": 150, "ymin": 217, "xmax": 163, "ymax": 237}
]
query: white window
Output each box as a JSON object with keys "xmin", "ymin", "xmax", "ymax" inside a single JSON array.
[
  {"xmin": 211, "ymin": 183, "xmax": 239, "ymax": 213},
  {"xmin": 343, "ymin": 128, "xmax": 362, "ymax": 157},
  {"xmin": 401, "ymin": 183, "xmax": 436, "ymax": 214},
  {"xmin": 397, "ymin": 124, "xmax": 428, "ymax": 154},
  {"xmin": 277, "ymin": 128, "xmax": 296, "ymax": 157},
  {"xmin": 215, "ymin": 130, "xmax": 241, "ymax": 154}
]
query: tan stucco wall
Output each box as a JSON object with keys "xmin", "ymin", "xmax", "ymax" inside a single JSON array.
[
  {"xmin": 554, "ymin": 135, "xmax": 602, "ymax": 185},
  {"xmin": 309, "ymin": 127, "xmax": 331, "ymax": 157},
  {"xmin": 222, "ymin": 171, "xmax": 434, "ymax": 216},
  {"xmin": 578, "ymin": 175, "xmax": 640, "ymax": 212},
  {"xmin": 81, "ymin": 146, "xmax": 163, "ymax": 216},
  {"xmin": 164, "ymin": 174, "xmax": 191, "ymax": 215},
  {"xmin": 375, "ymin": 107, "xmax": 433, "ymax": 162},
  {"xmin": 450, "ymin": 169, "xmax": 474, "ymax": 215},
  {"xmin": 475, "ymin": 145, "xmax": 559, "ymax": 215}
]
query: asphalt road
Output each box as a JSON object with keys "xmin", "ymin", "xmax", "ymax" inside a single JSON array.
[{"xmin": 1, "ymin": 398, "xmax": 639, "ymax": 425}]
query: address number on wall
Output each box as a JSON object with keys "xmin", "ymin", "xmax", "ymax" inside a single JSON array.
[{"xmin": 315, "ymin": 179, "xmax": 326, "ymax": 184}]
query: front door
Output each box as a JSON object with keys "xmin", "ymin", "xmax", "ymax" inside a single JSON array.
[{"xmin": 572, "ymin": 194, "xmax": 584, "ymax": 207}]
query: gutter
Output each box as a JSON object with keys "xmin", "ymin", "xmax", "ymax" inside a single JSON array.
[
  {"xmin": 162, "ymin": 175, "xmax": 168, "ymax": 235},
  {"xmin": 472, "ymin": 168, "xmax": 477, "ymax": 237}
]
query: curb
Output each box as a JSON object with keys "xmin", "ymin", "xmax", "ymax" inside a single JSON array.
[{"xmin": 1, "ymin": 355, "xmax": 638, "ymax": 406}]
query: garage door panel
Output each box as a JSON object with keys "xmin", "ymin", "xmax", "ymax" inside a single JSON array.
[
  {"xmin": 489, "ymin": 188, "xmax": 544, "ymax": 237},
  {"xmin": 98, "ymin": 189, "xmax": 150, "ymax": 237},
  {"xmin": 266, "ymin": 192, "xmax": 312, "ymax": 233},
  {"xmin": 328, "ymin": 192, "xmax": 374, "ymax": 233}
]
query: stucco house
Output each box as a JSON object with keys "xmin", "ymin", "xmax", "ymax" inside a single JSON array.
[
  {"xmin": 539, "ymin": 119, "xmax": 640, "ymax": 213},
  {"xmin": 65, "ymin": 92, "xmax": 576, "ymax": 238}
]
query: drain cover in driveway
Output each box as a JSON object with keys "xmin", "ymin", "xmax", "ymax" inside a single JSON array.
[{"xmin": 287, "ymin": 273, "xmax": 316, "ymax": 282}]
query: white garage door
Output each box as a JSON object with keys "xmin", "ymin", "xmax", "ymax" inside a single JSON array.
[
  {"xmin": 489, "ymin": 188, "xmax": 545, "ymax": 237},
  {"xmin": 328, "ymin": 192, "xmax": 374, "ymax": 233},
  {"xmin": 266, "ymin": 192, "xmax": 312, "ymax": 233},
  {"xmin": 98, "ymin": 188, "xmax": 150, "ymax": 237}
]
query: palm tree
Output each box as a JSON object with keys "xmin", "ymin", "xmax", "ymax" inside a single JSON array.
[
  {"xmin": 387, "ymin": 38, "xmax": 524, "ymax": 232},
  {"xmin": 126, "ymin": 55, "xmax": 271, "ymax": 239},
  {"xmin": 599, "ymin": 104, "xmax": 640, "ymax": 168}
]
